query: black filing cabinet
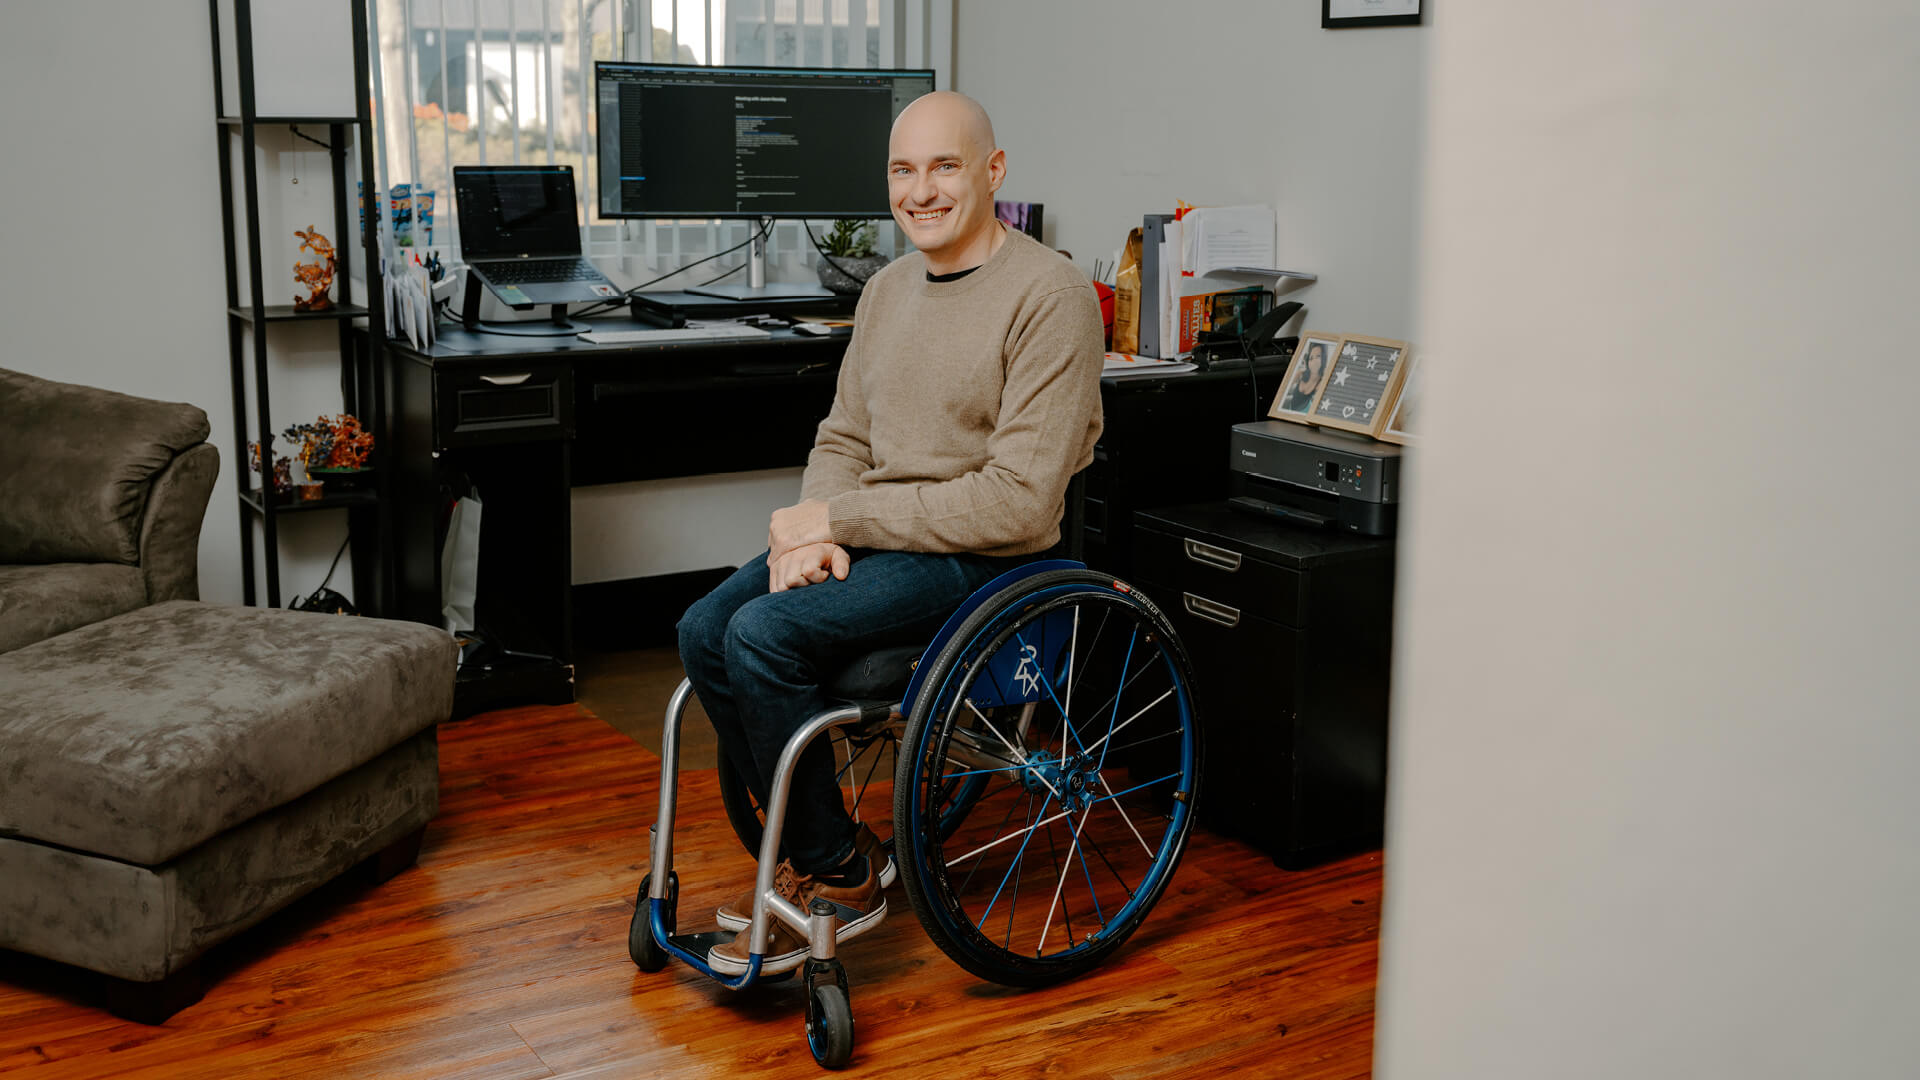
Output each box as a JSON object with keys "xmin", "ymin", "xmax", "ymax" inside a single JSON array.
[
  {"xmin": 1086, "ymin": 362, "xmax": 1286, "ymax": 580},
  {"xmin": 1132, "ymin": 502, "xmax": 1395, "ymax": 868}
]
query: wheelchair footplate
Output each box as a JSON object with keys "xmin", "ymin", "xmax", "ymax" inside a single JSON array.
[{"xmin": 661, "ymin": 929, "xmax": 798, "ymax": 984}]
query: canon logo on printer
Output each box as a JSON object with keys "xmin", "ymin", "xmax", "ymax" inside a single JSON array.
[{"xmin": 1240, "ymin": 449, "xmax": 1257, "ymax": 457}]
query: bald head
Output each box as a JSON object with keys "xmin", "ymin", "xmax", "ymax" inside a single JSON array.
[
  {"xmin": 891, "ymin": 90, "xmax": 997, "ymax": 159},
  {"xmin": 886, "ymin": 91, "xmax": 1009, "ymax": 273}
]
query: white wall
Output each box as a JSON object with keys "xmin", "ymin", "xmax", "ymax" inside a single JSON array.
[
  {"xmin": 1, "ymin": 2, "xmax": 373, "ymax": 608},
  {"xmin": 953, "ymin": 0, "xmax": 1426, "ymax": 339},
  {"xmin": 580, "ymin": 0, "xmax": 1429, "ymax": 582},
  {"xmin": 1376, "ymin": 3, "xmax": 1920, "ymax": 1078}
]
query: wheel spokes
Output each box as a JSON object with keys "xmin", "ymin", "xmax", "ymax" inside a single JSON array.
[{"xmin": 914, "ymin": 590, "xmax": 1196, "ymax": 966}]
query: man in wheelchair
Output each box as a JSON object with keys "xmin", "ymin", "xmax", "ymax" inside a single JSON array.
[{"xmin": 676, "ymin": 90, "xmax": 1106, "ymax": 976}]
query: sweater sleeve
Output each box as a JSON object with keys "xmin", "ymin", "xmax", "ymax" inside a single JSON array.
[
  {"xmin": 800, "ymin": 292, "xmax": 875, "ymax": 503},
  {"xmin": 825, "ymin": 282, "xmax": 1105, "ymax": 554}
]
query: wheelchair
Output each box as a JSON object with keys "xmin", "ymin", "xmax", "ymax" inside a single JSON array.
[{"xmin": 627, "ymin": 554, "xmax": 1204, "ymax": 1069}]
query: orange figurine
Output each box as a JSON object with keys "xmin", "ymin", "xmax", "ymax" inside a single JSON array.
[{"xmin": 293, "ymin": 226, "xmax": 337, "ymax": 312}]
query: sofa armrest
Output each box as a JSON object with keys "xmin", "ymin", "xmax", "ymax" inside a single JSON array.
[{"xmin": 138, "ymin": 443, "xmax": 220, "ymax": 604}]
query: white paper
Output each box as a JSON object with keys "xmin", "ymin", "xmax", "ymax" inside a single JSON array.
[
  {"xmin": 398, "ymin": 275, "xmax": 419, "ymax": 348},
  {"xmin": 1103, "ymin": 352, "xmax": 1197, "ymax": 379},
  {"xmin": 1158, "ymin": 236, "xmax": 1178, "ymax": 357},
  {"xmin": 402, "ymin": 269, "xmax": 431, "ymax": 345},
  {"xmin": 1181, "ymin": 205, "xmax": 1276, "ymax": 280}
]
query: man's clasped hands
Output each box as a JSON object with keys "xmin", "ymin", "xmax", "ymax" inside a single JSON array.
[{"xmin": 766, "ymin": 499, "xmax": 846, "ymax": 593}]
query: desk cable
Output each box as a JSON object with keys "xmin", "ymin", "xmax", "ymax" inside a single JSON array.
[{"xmin": 572, "ymin": 218, "xmax": 776, "ymax": 319}]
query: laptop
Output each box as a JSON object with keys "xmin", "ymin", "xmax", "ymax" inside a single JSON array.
[{"xmin": 453, "ymin": 165, "xmax": 621, "ymax": 307}]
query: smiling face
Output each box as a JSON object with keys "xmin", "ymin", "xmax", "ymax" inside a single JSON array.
[
  {"xmin": 1297, "ymin": 344, "xmax": 1328, "ymax": 390},
  {"xmin": 887, "ymin": 92, "xmax": 1007, "ymax": 274}
]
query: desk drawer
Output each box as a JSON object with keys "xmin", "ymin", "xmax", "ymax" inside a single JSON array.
[
  {"xmin": 435, "ymin": 364, "xmax": 573, "ymax": 447},
  {"xmin": 1132, "ymin": 522, "xmax": 1305, "ymax": 628}
]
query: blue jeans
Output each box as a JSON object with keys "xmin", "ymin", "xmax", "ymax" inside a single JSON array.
[{"xmin": 677, "ymin": 548, "xmax": 1019, "ymax": 874}]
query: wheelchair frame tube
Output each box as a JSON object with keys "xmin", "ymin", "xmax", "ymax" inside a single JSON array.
[
  {"xmin": 648, "ymin": 678, "xmax": 697, "ymax": 901},
  {"xmin": 748, "ymin": 704, "xmax": 865, "ymax": 956}
]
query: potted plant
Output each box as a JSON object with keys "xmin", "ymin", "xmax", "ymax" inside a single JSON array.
[{"xmin": 814, "ymin": 220, "xmax": 889, "ymax": 294}]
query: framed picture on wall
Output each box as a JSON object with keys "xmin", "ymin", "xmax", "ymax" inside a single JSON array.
[
  {"xmin": 1323, "ymin": 0, "xmax": 1422, "ymax": 29},
  {"xmin": 1309, "ymin": 334, "xmax": 1411, "ymax": 435},
  {"xmin": 1378, "ymin": 351, "xmax": 1423, "ymax": 444},
  {"xmin": 1269, "ymin": 332, "xmax": 1342, "ymax": 422}
]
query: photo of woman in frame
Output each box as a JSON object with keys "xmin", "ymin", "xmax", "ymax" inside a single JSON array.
[{"xmin": 1271, "ymin": 334, "xmax": 1338, "ymax": 419}]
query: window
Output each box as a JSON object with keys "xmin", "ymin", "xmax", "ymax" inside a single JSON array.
[{"xmin": 369, "ymin": 0, "xmax": 946, "ymax": 283}]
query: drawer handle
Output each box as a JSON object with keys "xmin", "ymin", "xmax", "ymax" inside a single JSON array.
[
  {"xmin": 1182, "ymin": 538, "xmax": 1242, "ymax": 572},
  {"xmin": 1183, "ymin": 592, "xmax": 1241, "ymax": 628},
  {"xmin": 479, "ymin": 372, "xmax": 534, "ymax": 386}
]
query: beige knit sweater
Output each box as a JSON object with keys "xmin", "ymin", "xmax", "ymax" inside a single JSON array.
[{"xmin": 802, "ymin": 227, "xmax": 1105, "ymax": 557}]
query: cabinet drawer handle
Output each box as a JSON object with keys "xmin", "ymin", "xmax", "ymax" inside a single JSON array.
[
  {"xmin": 1182, "ymin": 592, "xmax": 1241, "ymax": 628},
  {"xmin": 1182, "ymin": 538, "xmax": 1242, "ymax": 572},
  {"xmin": 479, "ymin": 372, "xmax": 534, "ymax": 386}
]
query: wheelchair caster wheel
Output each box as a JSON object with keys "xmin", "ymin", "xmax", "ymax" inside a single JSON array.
[
  {"xmin": 804, "ymin": 959, "xmax": 853, "ymax": 1069},
  {"xmin": 628, "ymin": 870, "xmax": 678, "ymax": 973}
]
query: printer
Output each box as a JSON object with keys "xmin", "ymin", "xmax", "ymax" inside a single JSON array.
[{"xmin": 1227, "ymin": 420, "xmax": 1402, "ymax": 537}]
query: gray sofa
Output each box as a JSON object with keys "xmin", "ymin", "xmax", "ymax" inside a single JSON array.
[
  {"xmin": 0, "ymin": 367, "xmax": 220, "ymax": 653},
  {"xmin": 0, "ymin": 368, "xmax": 456, "ymax": 1022}
]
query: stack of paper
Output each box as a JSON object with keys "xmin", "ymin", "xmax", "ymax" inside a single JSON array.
[
  {"xmin": 1141, "ymin": 204, "xmax": 1282, "ymax": 359},
  {"xmin": 1102, "ymin": 352, "xmax": 1196, "ymax": 379},
  {"xmin": 1180, "ymin": 205, "xmax": 1277, "ymax": 279}
]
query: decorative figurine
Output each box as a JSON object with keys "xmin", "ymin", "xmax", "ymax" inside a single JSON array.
[
  {"xmin": 284, "ymin": 413, "xmax": 374, "ymax": 480},
  {"xmin": 247, "ymin": 440, "xmax": 293, "ymax": 493},
  {"xmin": 292, "ymin": 226, "xmax": 337, "ymax": 312}
]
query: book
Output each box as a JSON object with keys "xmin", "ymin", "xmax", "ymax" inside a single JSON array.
[{"xmin": 1175, "ymin": 286, "xmax": 1268, "ymax": 355}]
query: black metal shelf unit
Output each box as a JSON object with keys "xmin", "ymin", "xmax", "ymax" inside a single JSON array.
[{"xmin": 209, "ymin": 0, "xmax": 389, "ymax": 613}]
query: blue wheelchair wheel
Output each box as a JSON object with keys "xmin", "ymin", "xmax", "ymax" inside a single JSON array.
[{"xmin": 893, "ymin": 569, "xmax": 1203, "ymax": 987}]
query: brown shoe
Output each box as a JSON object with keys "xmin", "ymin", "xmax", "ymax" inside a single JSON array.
[
  {"xmin": 707, "ymin": 852, "xmax": 886, "ymax": 976},
  {"xmin": 715, "ymin": 823, "xmax": 893, "ymax": 932}
]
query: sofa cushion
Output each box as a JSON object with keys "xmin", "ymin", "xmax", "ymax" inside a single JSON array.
[
  {"xmin": 0, "ymin": 601, "xmax": 456, "ymax": 866},
  {"xmin": 0, "ymin": 368, "xmax": 211, "ymax": 565},
  {"xmin": 0, "ymin": 563, "xmax": 148, "ymax": 655}
]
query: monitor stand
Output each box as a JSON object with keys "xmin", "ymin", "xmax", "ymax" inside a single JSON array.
[
  {"xmin": 683, "ymin": 218, "xmax": 835, "ymax": 303},
  {"xmin": 685, "ymin": 282, "xmax": 836, "ymax": 302}
]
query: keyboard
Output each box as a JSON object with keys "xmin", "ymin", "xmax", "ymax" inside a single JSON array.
[
  {"xmin": 480, "ymin": 258, "xmax": 604, "ymax": 285},
  {"xmin": 577, "ymin": 324, "xmax": 774, "ymax": 345}
]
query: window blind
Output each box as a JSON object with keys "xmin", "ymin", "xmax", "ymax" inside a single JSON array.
[{"xmin": 367, "ymin": 0, "xmax": 948, "ymax": 284}]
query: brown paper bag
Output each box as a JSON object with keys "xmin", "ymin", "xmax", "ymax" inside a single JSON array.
[{"xmin": 1112, "ymin": 227, "xmax": 1143, "ymax": 354}]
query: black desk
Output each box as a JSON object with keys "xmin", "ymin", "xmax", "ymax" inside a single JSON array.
[{"xmin": 383, "ymin": 319, "xmax": 1287, "ymax": 715}]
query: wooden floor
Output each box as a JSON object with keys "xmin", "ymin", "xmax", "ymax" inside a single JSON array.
[{"xmin": 0, "ymin": 704, "xmax": 1381, "ymax": 1078}]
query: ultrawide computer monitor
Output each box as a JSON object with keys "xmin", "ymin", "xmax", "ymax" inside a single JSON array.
[{"xmin": 595, "ymin": 62, "xmax": 935, "ymax": 221}]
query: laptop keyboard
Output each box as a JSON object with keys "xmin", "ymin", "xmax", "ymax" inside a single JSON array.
[{"xmin": 484, "ymin": 259, "xmax": 601, "ymax": 285}]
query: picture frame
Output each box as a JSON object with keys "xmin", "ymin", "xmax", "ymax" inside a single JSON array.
[
  {"xmin": 994, "ymin": 201, "xmax": 1044, "ymax": 241},
  {"xmin": 1269, "ymin": 331, "xmax": 1342, "ymax": 422},
  {"xmin": 1377, "ymin": 351, "xmax": 1422, "ymax": 445},
  {"xmin": 1323, "ymin": 0, "xmax": 1423, "ymax": 30},
  {"xmin": 1307, "ymin": 333, "xmax": 1411, "ymax": 436}
]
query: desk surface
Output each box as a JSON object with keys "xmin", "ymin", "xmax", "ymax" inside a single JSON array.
[{"xmin": 385, "ymin": 318, "xmax": 851, "ymax": 370}]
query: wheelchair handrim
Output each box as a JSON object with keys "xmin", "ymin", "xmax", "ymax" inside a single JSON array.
[{"xmin": 904, "ymin": 581, "xmax": 1198, "ymax": 971}]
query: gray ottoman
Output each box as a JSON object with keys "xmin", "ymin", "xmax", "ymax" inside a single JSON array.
[{"xmin": 0, "ymin": 601, "xmax": 455, "ymax": 1021}]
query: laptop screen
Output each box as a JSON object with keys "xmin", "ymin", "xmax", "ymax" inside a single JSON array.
[{"xmin": 454, "ymin": 166, "xmax": 583, "ymax": 260}]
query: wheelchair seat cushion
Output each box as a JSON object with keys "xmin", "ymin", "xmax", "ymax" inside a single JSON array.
[{"xmin": 825, "ymin": 643, "xmax": 920, "ymax": 703}]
